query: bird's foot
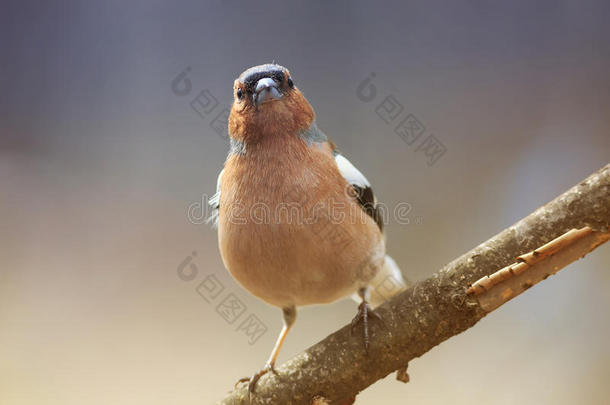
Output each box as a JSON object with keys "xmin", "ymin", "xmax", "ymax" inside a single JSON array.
[
  {"xmin": 350, "ymin": 301, "xmax": 385, "ymax": 353},
  {"xmin": 235, "ymin": 363, "xmax": 277, "ymax": 402}
]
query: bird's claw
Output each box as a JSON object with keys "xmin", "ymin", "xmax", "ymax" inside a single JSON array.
[
  {"xmin": 350, "ymin": 302, "xmax": 385, "ymax": 353},
  {"xmin": 234, "ymin": 363, "xmax": 276, "ymax": 402}
]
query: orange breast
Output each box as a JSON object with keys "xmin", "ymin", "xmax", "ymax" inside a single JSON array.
[{"xmin": 218, "ymin": 134, "xmax": 384, "ymax": 308}]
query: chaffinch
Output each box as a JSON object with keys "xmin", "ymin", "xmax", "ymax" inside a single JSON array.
[{"xmin": 209, "ymin": 63, "xmax": 407, "ymax": 397}]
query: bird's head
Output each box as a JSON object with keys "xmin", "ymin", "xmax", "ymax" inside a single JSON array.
[{"xmin": 229, "ymin": 64, "xmax": 314, "ymax": 142}]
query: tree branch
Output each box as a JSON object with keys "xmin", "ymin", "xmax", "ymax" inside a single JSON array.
[
  {"xmin": 467, "ymin": 226, "xmax": 610, "ymax": 311},
  {"xmin": 217, "ymin": 164, "xmax": 610, "ymax": 405}
]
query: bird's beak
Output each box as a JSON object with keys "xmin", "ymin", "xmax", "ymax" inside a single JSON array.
[{"xmin": 254, "ymin": 77, "xmax": 282, "ymax": 105}]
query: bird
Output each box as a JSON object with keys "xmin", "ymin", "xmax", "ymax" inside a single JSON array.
[{"xmin": 209, "ymin": 63, "xmax": 407, "ymax": 398}]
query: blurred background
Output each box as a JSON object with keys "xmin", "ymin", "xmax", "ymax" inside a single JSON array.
[{"xmin": 1, "ymin": 1, "xmax": 609, "ymax": 404}]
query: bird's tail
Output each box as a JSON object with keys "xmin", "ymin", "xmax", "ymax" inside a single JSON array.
[{"xmin": 352, "ymin": 255, "xmax": 408, "ymax": 308}]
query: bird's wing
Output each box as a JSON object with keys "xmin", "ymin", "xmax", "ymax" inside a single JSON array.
[
  {"xmin": 299, "ymin": 121, "xmax": 385, "ymax": 232},
  {"xmin": 333, "ymin": 151, "xmax": 384, "ymax": 232},
  {"xmin": 207, "ymin": 168, "xmax": 223, "ymax": 226}
]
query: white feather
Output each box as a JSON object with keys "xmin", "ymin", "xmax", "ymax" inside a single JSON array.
[
  {"xmin": 351, "ymin": 255, "xmax": 408, "ymax": 308},
  {"xmin": 207, "ymin": 169, "xmax": 223, "ymax": 226},
  {"xmin": 334, "ymin": 154, "xmax": 370, "ymax": 188}
]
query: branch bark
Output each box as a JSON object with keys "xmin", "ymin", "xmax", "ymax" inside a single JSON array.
[
  {"xmin": 217, "ymin": 164, "xmax": 610, "ymax": 405},
  {"xmin": 467, "ymin": 226, "xmax": 610, "ymax": 311}
]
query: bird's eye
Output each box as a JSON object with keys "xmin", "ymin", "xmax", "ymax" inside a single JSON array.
[
  {"xmin": 236, "ymin": 88, "xmax": 243, "ymax": 99},
  {"xmin": 287, "ymin": 78, "xmax": 294, "ymax": 88}
]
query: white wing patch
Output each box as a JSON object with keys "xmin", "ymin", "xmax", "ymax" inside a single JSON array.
[
  {"xmin": 335, "ymin": 152, "xmax": 384, "ymax": 231},
  {"xmin": 334, "ymin": 154, "xmax": 370, "ymax": 188},
  {"xmin": 207, "ymin": 168, "xmax": 223, "ymax": 226}
]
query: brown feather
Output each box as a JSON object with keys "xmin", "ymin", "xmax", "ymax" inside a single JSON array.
[
  {"xmin": 218, "ymin": 84, "xmax": 384, "ymax": 307},
  {"xmin": 219, "ymin": 138, "xmax": 384, "ymax": 306}
]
